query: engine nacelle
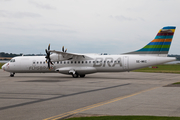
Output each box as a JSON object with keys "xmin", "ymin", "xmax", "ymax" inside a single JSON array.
[{"xmin": 50, "ymin": 53, "xmax": 68, "ymax": 62}]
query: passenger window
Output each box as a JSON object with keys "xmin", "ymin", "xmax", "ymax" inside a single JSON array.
[
  {"xmin": 71, "ymin": 61, "xmax": 73, "ymax": 64},
  {"xmin": 33, "ymin": 62, "xmax": 35, "ymax": 64},
  {"xmin": 82, "ymin": 61, "xmax": 84, "ymax": 64},
  {"xmin": 57, "ymin": 61, "xmax": 59, "ymax": 64},
  {"xmin": 89, "ymin": 61, "xmax": 91, "ymax": 64},
  {"xmin": 104, "ymin": 61, "xmax": 106, "ymax": 63},
  {"xmin": 67, "ymin": 61, "xmax": 69, "ymax": 64},
  {"xmin": 93, "ymin": 61, "xmax": 95, "ymax": 63},
  {"xmin": 37, "ymin": 62, "xmax": 39, "ymax": 64},
  {"xmin": 75, "ymin": 61, "xmax": 76, "ymax": 64},
  {"xmin": 96, "ymin": 61, "xmax": 98, "ymax": 63},
  {"xmin": 40, "ymin": 62, "xmax": 42, "ymax": 64},
  {"xmin": 60, "ymin": 61, "xmax": 62, "ymax": 64},
  {"xmin": 78, "ymin": 61, "xmax": 80, "ymax": 64},
  {"xmin": 64, "ymin": 61, "xmax": 66, "ymax": 64},
  {"xmin": 43, "ymin": 62, "xmax": 45, "ymax": 64},
  {"xmin": 85, "ymin": 61, "xmax": 87, "ymax": 64}
]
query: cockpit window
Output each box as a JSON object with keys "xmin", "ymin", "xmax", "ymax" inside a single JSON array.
[{"xmin": 10, "ymin": 59, "xmax": 15, "ymax": 62}]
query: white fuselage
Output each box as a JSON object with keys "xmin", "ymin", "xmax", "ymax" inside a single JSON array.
[{"xmin": 2, "ymin": 54, "xmax": 176, "ymax": 75}]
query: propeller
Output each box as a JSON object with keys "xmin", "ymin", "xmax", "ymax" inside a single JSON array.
[
  {"xmin": 45, "ymin": 44, "xmax": 67, "ymax": 69},
  {"xmin": 62, "ymin": 46, "xmax": 67, "ymax": 52},
  {"xmin": 45, "ymin": 44, "xmax": 53, "ymax": 70},
  {"xmin": 62, "ymin": 46, "xmax": 64, "ymax": 52}
]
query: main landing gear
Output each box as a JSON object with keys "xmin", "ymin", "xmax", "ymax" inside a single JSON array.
[
  {"xmin": 10, "ymin": 73, "xmax": 15, "ymax": 77},
  {"xmin": 71, "ymin": 73, "xmax": 86, "ymax": 78},
  {"xmin": 80, "ymin": 74, "xmax": 85, "ymax": 78},
  {"xmin": 72, "ymin": 73, "xmax": 78, "ymax": 78},
  {"xmin": 69, "ymin": 69, "xmax": 85, "ymax": 78}
]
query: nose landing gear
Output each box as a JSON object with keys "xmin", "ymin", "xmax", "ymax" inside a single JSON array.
[{"xmin": 10, "ymin": 73, "xmax": 15, "ymax": 77}]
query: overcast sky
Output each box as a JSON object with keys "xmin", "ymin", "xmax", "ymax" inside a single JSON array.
[{"xmin": 0, "ymin": 0, "xmax": 180, "ymax": 55}]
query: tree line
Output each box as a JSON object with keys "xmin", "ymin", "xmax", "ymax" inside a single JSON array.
[
  {"xmin": 0, "ymin": 52, "xmax": 23, "ymax": 57},
  {"xmin": 168, "ymin": 54, "xmax": 180, "ymax": 61},
  {"xmin": 0, "ymin": 52, "xmax": 45, "ymax": 59}
]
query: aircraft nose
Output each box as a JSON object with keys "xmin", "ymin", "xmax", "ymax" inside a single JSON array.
[{"xmin": 2, "ymin": 64, "xmax": 6, "ymax": 71}]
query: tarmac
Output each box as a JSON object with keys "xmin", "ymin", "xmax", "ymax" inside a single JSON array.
[{"xmin": 0, "ymin": 69, "xmax": 180, "ymax": 120}]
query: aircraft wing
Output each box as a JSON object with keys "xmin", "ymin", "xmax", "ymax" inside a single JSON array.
[{"xmin": 49, "ymin": 50, "xmax": 93, "ymax": 60}]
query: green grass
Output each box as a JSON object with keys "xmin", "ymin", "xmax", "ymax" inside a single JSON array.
[
  {"xmin": 173, "ymin": 82, "xmax": 180, "ymax": 84},
  {"xmin": 133, "ymin": 64, "xmax": 180, "ymax": 74},
  {"xmin": 0, "ymin": 63, "xmax": 5, "ymax": 69},
  {"xmin": 65, "ymin": 116, "xmax": 180, "ymax": 120}
]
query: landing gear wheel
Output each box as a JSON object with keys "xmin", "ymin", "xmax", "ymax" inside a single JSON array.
[
  {"xmin": 72, "ymin": 73, "xmax": 79, "ymax": 78},
  {"xmin": 10, "ymin": 73, "xmax": 15, "ymax": 77},
  {"xmin": 80, "ymin": 74, "xmax": 85, "ymax": 78}
]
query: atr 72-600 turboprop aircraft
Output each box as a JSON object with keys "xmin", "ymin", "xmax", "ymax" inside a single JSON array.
[{"xmin": 2, "ymin": 26, "xmax": 177, "ymax": 78}]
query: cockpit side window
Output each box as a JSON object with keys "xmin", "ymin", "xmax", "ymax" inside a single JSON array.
[{"xmin": 10, "ymin": 59, "xmax": 15, "ymax": 62}]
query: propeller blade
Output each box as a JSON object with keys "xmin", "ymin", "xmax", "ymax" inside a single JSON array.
[
  {"xmin": 45, "ymin": 44, "xmax": 52, "ymax": 70},
  {"xmin": 62, "ymin": 46, "xmax": 64, "ymax": 52},
  {"xmin": 48, "ymin": 44, "xmax": 50, "ymax": 50},
  {"xmin": 65, "ymin": 49, "xmax": 67, "ymax": 52},
  {"xmin": 48, "ymin": 61, "xmax": 50, "ymax": 69}
]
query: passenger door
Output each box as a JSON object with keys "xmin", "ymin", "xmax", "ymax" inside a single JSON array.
[{"xmin": 123, "ymin": 56, "xmax": 129, "ymax": 70}]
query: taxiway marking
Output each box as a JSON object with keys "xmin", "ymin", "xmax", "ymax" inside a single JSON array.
[{"xmin": 44, "ymin": 87, "xmax": 158, "ymax": 120}]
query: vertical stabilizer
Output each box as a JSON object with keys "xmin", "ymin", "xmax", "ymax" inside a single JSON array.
[{"xmin": 124, "ymin": 26, "xmax": 176, "ymax": 56}]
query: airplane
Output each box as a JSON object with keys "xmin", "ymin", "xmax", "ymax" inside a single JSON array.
[{"xmin": 2, "ymin": 26, "xmax": 177, "ymax": 78}]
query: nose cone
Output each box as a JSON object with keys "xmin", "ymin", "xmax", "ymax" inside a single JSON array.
[{"xmin": 2, "ymin": 64, "xmax": 6, "ymax": 71}]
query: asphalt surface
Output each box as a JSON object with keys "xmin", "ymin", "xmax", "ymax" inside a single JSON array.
[{"xmin": 0, "ymin": 70, "xmax": 180, "ymax": 120}]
